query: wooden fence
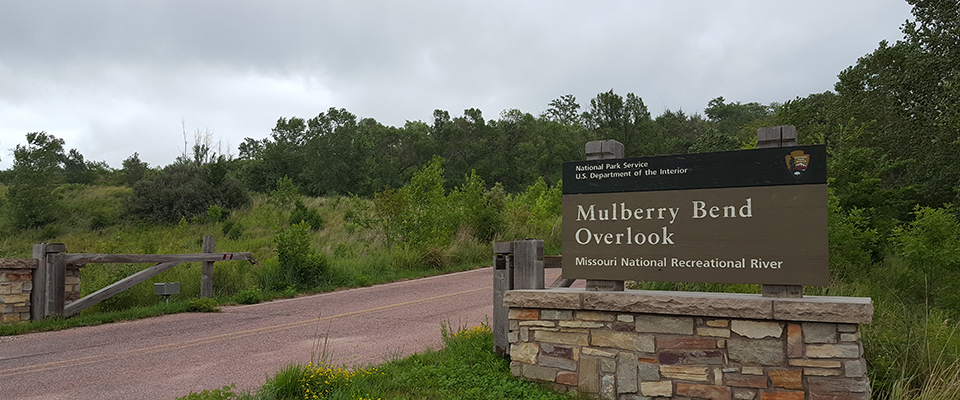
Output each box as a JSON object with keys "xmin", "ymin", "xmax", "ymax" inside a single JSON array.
[{"xmin": 32, "ymin": 235, "xmax": 257, "ymax": 320}]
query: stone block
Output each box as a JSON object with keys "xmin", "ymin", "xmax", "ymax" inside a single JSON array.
[
  {"xmin": 788, "ymin": 359, "xmax": 842, "ymax": 368},
  {"xmin": 836, "ymin": 324, "xmax": 858, "ymax": 333},
  {"xmin": 509, "ymin": 309, "xmax": 539, "ymax": 320},
  {"xmin": 807, "ymin": 376, "xmax": 870, "ymax": 393},
  {"xmin": 768, "ymin": 369, "xmax": 803, "ymax": 390},
  {"xmin": 580, "ymin": 357, "xmax": 600, "ymax": 393},
  {"xmin": 542, "ymin": 355, "xmax": 578, "ymax": 371},
  {"xmin": 805, "ymin": 368, "xmax": 842, "ymax": 376},
  {"xmin": 638, "ymin": 361, "xmax": 660, "ymax": 381},
  {"xmin": 840, "ymin": 332, "xmax": 860, "ymax": 342},
  {"xmin": 510, "ymin": 361, "xmax": 522, "ymax": 376},
  {"xmin": 523, "ymin": 363, "xmax": 558, "ymax": 382},
  {"xmin": 733, "ymin": 388, "xmax": 757, "ymax": 400},
  {"xmin": 65, "ymin": 276, "xmax": 81, "ymax": 285},
  {"xmin": 520, "ymin": 327, "xmax": 530, "ymax": 342},
  {"xmin": 618, "ymin": 352, "xmax": 639, "ymax": 393},
  {"xmin": 760, "ymin": 391, "xmax": 805, "ymax": 400},
  {"xmin": 0, "ymin": 294, "xmax": 30, "ymax": 304},
  {"xmin": 618, "ymin": 395, "xmax": 651, "ymax": 400},
  {"xmin": 583, "ymin": 347, "xmax": 619, "ymax": 358},
  {"xmin": 636, "ymin": 314, "xmax": 693, "ymax": 335},
  {"xmin": 578, "ymin": 310, "xmax": 617, "ymax": 321},
  {"xmin": 706, "ymin": 319, "xmax": 730, "ymax": 327},
  {"xmin": 612, "ymin": 322, "xmax": 635, "ymax": 332},
  {"xmin": 658, "ymin": 350, "xmax": 725, "ymax": 365},
  {"xmin": 773, "ymin": 296, "xmax": 873, "ymax": 324},
  {"xmin": 718, "ymin": 339, "xmax": 726, "ymax": 349},
  {"xmin": 557, "ymin": 371, "xmax": 578, "ymax": 386},
  {"xmin": 560, "ymin": 320, "xmax": 605, "ymax": 329},
  {"xmin": 601, "ymin": 374, "xmax": 616, "ymax": 399},
  {"xmin": 676, "ymin": 383, "xmax": 731, "ymax": 400},
  {"xmin": 786, "ymin": 324, "xmax": 802, "ymax": 358},
  {"xmin": 584, "ymin": 290, "xmax": 773, "ymax": 320},
  {"xmin": 660, "ymin": 365, "xmax": 709, "ymax": 382},
  {"xmin": 542, "ymin": 309, "xmax": 574, "ymax": 320},
  {"xmin": 618, "ymin": 314, "xmax": 635, "ymax": 322},
  {"xmin": 2, "ymin": 313, "xmax": 20, "ymax": 323},
  {"xmin": 510, "ymin": 342, "xmax": 538, "ymax": 364},
  {"xmin": 697, "ymin": 327, "xmax": 732, "ymax": 338},
  {"xmin": 724, "ymin": 373, "xmax": 768, "ymax": 388},
  {"xmin": 732, "ymin": 320, "xmax": 783, "ymax": 339},
  {"xmin": 519, "ymin": 320, "xmax": 556, "ymax": 327},
  {"xmin": 508, "ymin": 331, "xmax": 519, "ymax": 343},
  {"xmin": 601, "ymin": 356, "xmax": 617, "ymax": 373},
  {"xmin": 741, "ymin": 366, "xmax": 764, "ymax": 375},
  {"xmin": 641, "ymin": 381, "xmax": 673, "ymax": 397},
  {"xmin": 728, "ymin": 339, "xmax": 784, "ymax": 365},
  {"xmin": 657, "ymin": 337, "xmax": 717, "ymax": 350},
  {"xmin": 593, "ymin": 330, "xmax": 655, "ymax": 352},
  {"xmin": 504, "ymin": 290, "xmax": 581, "ymax": 309},
  {"xmin": 0, "ymin": 283, "xmax": 11, "ymax": 295},
  {"xmin": 844, "ymin": 359, "xmax": 867, "ymax": 377},
  {"xmin": 806, "ymin": 343, "xmax": 860, "ymax": 359},
  {"xmin": 541, "ymin": 343, "xmax": 575, "ymax": 359},
  {"xmin": 535, "ymin": 330, "xmax": 589, "ymax": 346},
  {"xmin": 809, "ymin": 392, "xmax": 870, "ymax": 400},
  {"xmin": 803, "ymin": 322, "xmax": 837, "ymax": 344},
  {"xmin": 510, "ymin": 319, "xmax": 519, "ymax": 330}
]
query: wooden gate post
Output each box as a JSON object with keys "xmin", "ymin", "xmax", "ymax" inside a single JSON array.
[
  {"xmin": 32, "ymin": 243, "xmax": 67, "ymax": 320},
  {"xmin": 201, "ymin": 235, "xmax": 215, "ymax": 298},
  {"xmin": 493, "ymin": 241, "xmax": 514, "ymax": 354},
  {"xmin": 585, "ymin": 140, "xmax": 626, "ymax": 292},
  {"xmin": 758, "ymin": 126, "xmax": 803, "ymax": 298},
  {"xmin": 513, "ymin": 239, "xmax": 544, "ymax": 290}
]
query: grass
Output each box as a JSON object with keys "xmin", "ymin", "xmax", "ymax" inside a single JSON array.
[
  {"xmin": 177, "ymin": 324, "xmax": 589, "ymax": 400},
  {"xmin": 0, "ymin": 186, "xmax": 506, "ymax": 336}
]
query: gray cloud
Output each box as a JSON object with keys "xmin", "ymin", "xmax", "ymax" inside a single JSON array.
[{"xmin": 0, "ymin": 1, "xmax": 913, "ymax": 169}]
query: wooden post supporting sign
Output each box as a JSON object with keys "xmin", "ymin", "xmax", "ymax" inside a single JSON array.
[
  {"xmin": 585, "ymin": 140, "xmax": 626, "ymax": 292},
  {"xmin": 758, "ymin": 125, "xmax": 803, "ymax": 298}
]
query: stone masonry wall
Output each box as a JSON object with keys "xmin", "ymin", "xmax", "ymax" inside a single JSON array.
[
  {"xmin": 0, "ymin": 259, "xmax": 37, "ymax": 323},
  {"xmin": 504, "ymin": 289, "xmax": 874, "ymax": 400},
  {"xmin": 0, "ymin": 259, "xmax": 81, "ymax": 323}
]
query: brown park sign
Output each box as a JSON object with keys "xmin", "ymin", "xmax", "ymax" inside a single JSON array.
[{"xmin": 561, "ymin": 145, "xmax": 829, "ymax": 286}]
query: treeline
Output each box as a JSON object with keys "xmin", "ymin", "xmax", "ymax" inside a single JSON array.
[{"xmin": 0, "ymin": 90, "xmax": 771, "ymax": 228}]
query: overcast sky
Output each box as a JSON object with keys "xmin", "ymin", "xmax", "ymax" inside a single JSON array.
[{"xmin": 0, "ymin": 1, "xmax": 914, "ymax": 170}]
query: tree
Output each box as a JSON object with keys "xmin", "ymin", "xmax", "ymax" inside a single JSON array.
[
  {"xmin": 834, "ymin": 0, "xmax": 960, "ymax": 207},
  {"xmin": 544, "ymin": 94, "xmax": 582, "ymax": 126},
  {"xmin": 121, "ymin": 153, "xmax": 149, "ymax": 186},
  {"xmin": 6, "ymin": 132, "xmax": 65, "ymax": 229}
]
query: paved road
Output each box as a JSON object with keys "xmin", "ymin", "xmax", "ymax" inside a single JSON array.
[{"xmin": 0, "ymin": 267, "xmax": 566, "ymax": 399}]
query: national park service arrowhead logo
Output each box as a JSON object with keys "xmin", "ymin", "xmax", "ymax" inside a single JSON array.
[{"xmin": 785, "ymin": 150, "xmax": 810, "ymax": 179}]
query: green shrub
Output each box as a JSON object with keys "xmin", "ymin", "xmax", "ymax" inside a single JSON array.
[
  {"xmin": 260, "ymin": 222, "xmax": 330, "ymax": 291},
  {"xmin": 288, "ymin": 200, "xmax": 323, "ymax": 230},
  {"xmin": 186, "ymin": 297, "xmax": 220, "ymax": 313},
  {"xmin": 233, "ymin": 287, "xmax": 262, "ymax": 305},
  {"xmin": 174, "ymin": 384, "xmax": 241, "ymax": 400},
  {"xmin": 127, "ymin": 162, "xmax": 249, "ymax": 223},
  {"xmin": 891, "ymin": 206, "xmax": 960, "ymax": 315},
  {"xmin": 221, "ymin": 219, "xmax": 244, "ymax": 241}
]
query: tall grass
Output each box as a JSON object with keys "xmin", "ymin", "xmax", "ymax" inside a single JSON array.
[{"xmin": 178, "ymin": 324, "xmax": 589, "ymax": 400}]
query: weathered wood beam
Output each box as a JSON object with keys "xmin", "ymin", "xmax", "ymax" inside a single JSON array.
[
  {"xmin": 62, "ymin": 253, "xmax": 256, "ymax": 265},
  {"xmin": 63, "ymin": 261, "xmax": 181, "ymax": 316}
]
